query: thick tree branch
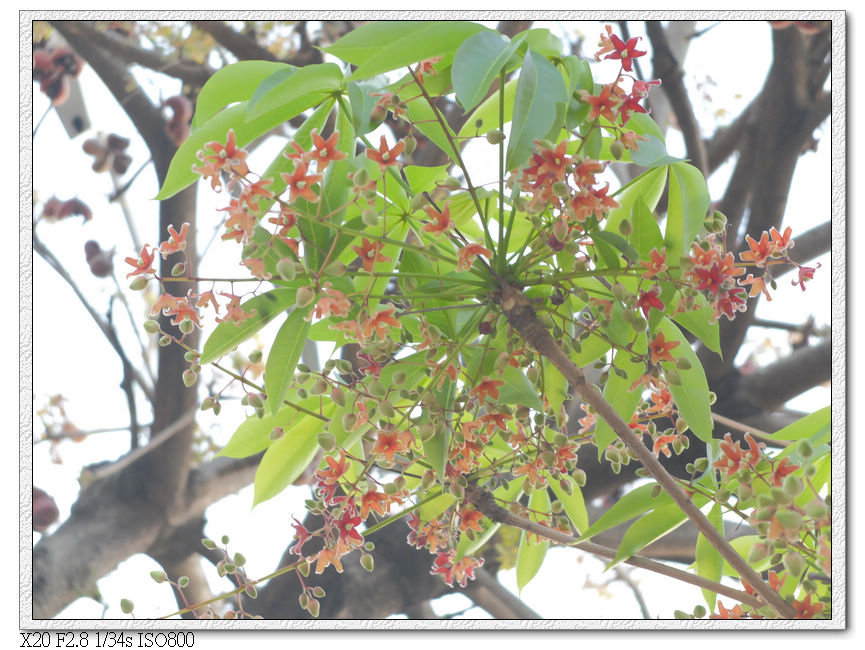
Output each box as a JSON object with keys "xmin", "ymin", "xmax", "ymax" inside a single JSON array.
[
  {"xmin": 55, "ymin": 22, "xmax": 212, "ymax": 87},
  {"xmin": 190, "ymin": 21, "xmax": 279, "ymax": 63}
]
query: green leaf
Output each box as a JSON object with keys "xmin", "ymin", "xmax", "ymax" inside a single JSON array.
[
  {"xmin": 629, "ymin": 134, "xmax": 686, "ymax": 168},
  {"xmin": 404, "ymin": 93, "xmax": 460, "ymax": 161},
  {"xmin": 253, "ymin": 404, "xmax": 337, "ymax": 505},
  {"xmin": 514, "ymin": 28, "xmax": 563, "ymax": 59},
  {"xmin": 548, "ymin": 476, "xmax": 588, "ymax": 535},
  {"xmin": 424, "ymin": 378, "xmax": 455, "ymax": 480},
  {"xmin": 561, "ymin": 55, "xmax": 592, "ymax": 99},
  {"xmin": 665, "ymin": 162, "xmax": 710, "ymax": 263},
  {"xmin": 452, "ymin": 30, "xmax": 521, "ymax": 112},
  {"xmin": 695, "ymin": 503, "xmax": 724, "ymax": 611},
  {"xmin": 347, "ymin": 80, "xmax": 380, "ymax": 136},
  {"xmin": 191, "ymin": 61, "xmax": 292, "ymax": 129},
  {"xmin": 498, "ymin": 365, "xmax": 545, "ymax": 411},
  {"xmin": 418, "ymin": 492, "xmax": 456, "ymax": 523},
  {"xmin": 404, "ymin": 164, "xmax": 450, "ymax": 196},
  {"xmin": 457, "ymin": 79, "xmax": 518, "ymax": 139},
  {"xmin": 325, "ymin": 21, "xmax": 487, "ymax": 81},
  {"xmin": 606, "ymin": 165, "xmax": 667, "ymax": 236},
  {"xmin": 516, "ymin": 487, "xmax": 551, "ymax": 592},
  {"xmin": 594, "ymin": 333, "xmax": 647, "ymax": 458},
  {"xmin": 506, "ymin": 50, "xmax": 568, "ymax": 170},
  {"xmin": 630, "ymin": 197, "xmax": 665, "ymax": 261},
  {"xmin": 658, "ymin": 318, "xmax": 714, "ymax": 443},
  {"xmin": 607, "ymin": 500, "xmax": 697, "ymax": 569},
  {"xmin": 671, "ymin": 299, "xmax": 721, "ymax": 356},
  {"xmin": 264, "ymin": 308, "xmax": 311, "ymax": 415},
  {"xmin": 542, "ymin": 359, "xmax": 568, "ymax": 414},
  {"xmin": 578, "ymin": 482, "xmax": 673, "ymax": 541},
  {"xmin": 592, "ymin": 230, "xmax": 639, "ymax": 264},
  {"xmin": 246, "ymin": 63, "xmax": 343, "ymax": 121},
  {"xmin": 200, "ymin": 289, "xmax": 295, "ymax": 364},
  {"xmin": 761, "ymin": 406, "xmax": 830, "ymax": 442}
]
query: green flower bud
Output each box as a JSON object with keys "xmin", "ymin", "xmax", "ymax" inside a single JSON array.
[
  {"xmin": 276, "ymin": 258, "xmax": 296, "ymax": 281},
  {"xmin": 675, "ymin": 357, "xmax": 692, "ymax": 370},
  {"xmin": 665, "ymin": 368, "xmax": 682, "ymax": 385},
  {"xmin": 317, "ymin": 432, "xmax": 337, "ymax": 451},
  {"xmin": 651, "ymin": 484, "xmax": 663, "ymax": 498},
  {"xmin": 309, "ymin": 378, "xmax": 328, "ymax": 395},
  {"xmin": 143, "ymin": 319, "xmax": 160, "ymax": 334},
  {"xmin": 410, "ymin": 193, "xmax": 429, "ymax": 213},
  {"xmin": 378, "ymin": 399, "xmax": 395, "ymax": 418},
  {"xmin": 171, "ymin": 262, "xmax": 186, "ymax": 277},
  {"xmin": 783, "ymin": 474, "xmax": 805, "ymax": 498},
  {"xmin": 330, "ymin": 386, "xmax": 346, "ymax": 407},
  {"xmin": 783, "ymin": 550, "xmax": 805, "ymax": 576},
  {"xmin": 443, "ymin": 176, "xmax": 461, "ymax": 190},
  {"xmin": 737, "ymin": 483, "xmax": 755, "ymax": 502},
  {"xmin": 312, "ymin": 586, "xmax": 326, "ymax": 598},
  {"xmin": 798, "ymin": 439, "xmax": 814, "ymax": 459},
  {"xmin": 150, "ymin": 570, "xmax": 167, "ymax": 583},
  {"xmin": 177, "ymin": 576, "xmax": 190, "ymax": 588},
  {"xmin": 486, "ymin": 129, "xmax": 506, "ymax": 145},
  {"xmin": 120, "ymin": 599, "xmax": 134, "ymax": 614},
  {"xmin": 804, "ymin": 499, "xmax": 828, "ymax": 520},
  {"xmin": 402, "ymin": 134, "xmax": 417, "ymax": 156},
  {"xmin": 342, "ymin": 412, "xmax": 358, "ymax": 431},
  {"xmin": 295, "ymin": 285, "xmax": 316, "ymax": 309},
  {"xmin": 324, "ymin": 261, "xmax": 347, "ymax": 277},
  {"xmin": 775, "ymin": 508, "xmax": 803, "ymax": 531},
  {"xmin": 307, "ymin": 598, "xmax": 320, "ymax": 618},
  {"xmin": 693, "ymin": 605, "xmax": 707, "ymax": 619},
  {"xmin": 353, "ymin": 167, "xmax": 370, "ymax": 187},
  {"xmin": 571, "ymin": 468, "xmax": 586, "ymax": 487},
  {"xmin": 129, "ymin": 276, "xmax": 148, "ymax": 291},
  {"xmin": 618, "ymin": 217, "xmax": 632, "ymax": 236},
  {"xmin": 245, "ymin": 585, "xmax": 258, "ymax": 599},
  {"xmin": 360, "ymin": 553, "xmax": 375, "ymax": 572},
  {"xmin": 362, "ymin": 208, "xmax": 380, "ymax": 227},
  {"xmin": 610, "ymin": 140, "xmax": 625, "ymax": 161},
  {"xmin": 182, "ymin": 369, "xmax": 197, "ymax": 387},
  {"xmin": 552, "ymin": 181, "xmax": 570, "ymax": 197},
  {"xmin": 269, "ymin": 427, "xmax": 285, "ymax": 441},
  {"xmin": 421, "ymin": 469, "xmax": 436, "ymax": 491},
  {"xmin": 747, "ymin": 541, "xmax": 770, "ymax": 564},
  {"xmin": 369, "ymin": 105, "xmax": 387, "ymax": 126}
]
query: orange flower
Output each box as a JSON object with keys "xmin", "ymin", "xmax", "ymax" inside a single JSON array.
[
  {"xmin": 422, "ymin": 202, "xmax": 453, "ymax": 235},
  {"xmin": 309, "ymin": 129, "xmax": 346, "ymax": 171},
  {"xmin": 359, "ymin": 489, "xmax": 389, "ymax": 520},
  {"xmin": 458, "ymin": 507, "xmax": 484, "ymax": 533},
  {"xmin": 652, "ymin": 434, "xmax": 678, "ymax": 458},
  {"xmin": 158, "ymin": 223, "xmax": 189, "ymax": 259},
  {"xmin": 457, "ymin": 243, "xmax": 492, "ymax": 271},
  {"xmin": 639, "ymin": 248, "xmax": 668, "ymax": 279},
  {"xmin": 280, "ymin": 162, "xmax": 322, "ymax": 204},
  {"xmin": 362, "ymin": 306, "xmax": 401, "ymax": 340},
  {"xmin": 769, "ymin": 226, "xmax": 794, "ymax": 255},
  {"xmin": 580, "ymin": 84, "xmax": 621, "ymax": 123},
  {"xmin": 366, "ymin": 135, "xmax": 405, "ymax": 170},
  {"xmin": 710, "ymin": 601, "xmax": 747, "ymax": 619},
  {"xmin": 740, "ymin": 232, "xmax": 774, "ymax": 267},
  {"xmin": 470, "ymin": 378, "xmax": 504, "ymax": 404},
  {"xmin": 648, "ymin": 331, "xmax": 680, "ymax": 365},
  {"xmin": 792, "ymin": 593, "xmax": 824, "ymax": 619},
  {"xmin": 314, "ymin": 545, "xmax": 346, "ymax": 575},
  {"xmin": 371, "ymin": 429, "xmax": 413, "ymax": 464},
  {"xmin": 125, "ymin": 245, "xmax": 156, "ymax": 278},
  {"xmin": 738, "ymin": 273, "xmax": 771, "ymax": 300},
  {"xmin": 315, "ymin": 449, "xmax": 350, "ymax": 485},
  {"xmin": 351, "ymin": 238, "xmax": 391, "ymax": 273}
]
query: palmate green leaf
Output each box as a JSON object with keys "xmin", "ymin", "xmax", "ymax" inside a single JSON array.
[
  {"xmin": 498, "ymin": 365, "xmax": 545, "ymax": 411},
  {"xmin": 658, "ymin": 317, "xmax": 714, "ymax": 443},
  {"xmin": 507, "ymin": 49, "xmax": 568, "ymax": 171},
  {"xmin": 607, "ymin": 498, "xmax": 705, "ymax": 569},
  {"xmin": 542, "ymin": 359, "xmax": 568, "ymax": 414},
  {"xmin": 324, "ymin": 21, "xmax": 488, "ymax": 81},
  {"xmin": 593, "ymin": 333, "xmax": 647, "ymax": 459},
  {"xmin": 665, "ymin": 162, "xmax": 710, "ymax": 264},
  {"xmin": 514, "ymin": 27, "xmax": 563, "ymax": 59},
  {"xmin": 264, "ymin": 308, "xmax": 311, "ymax": 415},
  {"xmin": 404, "ymin": 92, "xmax": 460, "ymax": 161},
  {"xmin": 200, "ymin": 289, "xmax": 296, "ymax": 364},
  {"xmin": 246, "ymin": 63, "xmax": 343, "ymax": 121},
  {"xmin": 404, "ymin": 164, "xmax": 450, "ymax": 195},
  {"xmin": 452, "ymin": 30, "xmax": 522, "ymax": 112},
  {"xmin": 578, "ymin": 482, "xmax": 673, "ymax": 542},
  {"xmin": 695, "ymin": 503, "xmax": 724, "ymax": 611},
  {"xmin": 629, "ymin": 135, "xmax": 687, "ymax": 168},
  {"xmin": 191, "ymin": 60, "xmax": 291, "ymax": 129},
  {"xmin": 424, "ymin": 376, "xmax": 455, "ymax": 481},
  {"xmin": 253, "ymin": 403, "xmax": 338, "ymax": 505},
  {"xmin": 592, "ymin": 230, "xmax": 639, "ymax": 264},
  {"xmin": 347, "ymin": 80, "xmax": 380, "ymax": 136},
  {"xmin": 516, "ymin": 487, "xmax": 551, "ymax": 592}
]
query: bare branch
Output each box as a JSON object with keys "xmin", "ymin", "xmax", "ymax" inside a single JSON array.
[
  {"xmin": 190, "ymin": 21, "xmax": 279, "ymax": 63},
  {"xmin": 461, "ymin": 568, "xmax": 542, "ymax": 619}
]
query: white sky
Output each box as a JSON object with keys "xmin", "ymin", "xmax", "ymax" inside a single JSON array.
[{"xmin": 9, "ymin": 6, "xmax": 860, "ymax": 647}]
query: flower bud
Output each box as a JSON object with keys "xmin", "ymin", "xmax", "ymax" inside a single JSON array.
[
  {"xmin": 177, "ymin": 576, "xmax": 190, "ymax": 588},
  {"xmin": 295, "ymin": 285, "xmax": 316, "ymax": 308},
  {"xmin": 276, "ymin": 258, "xmax": 296, "ymax": 281},
  {"xmin": 129, "ymin": 276, "xmax": 148, "ymax": 291},
  {"xmin": 312, "ymin": 586, "xmax": 326, "ymax": 598},
  {"xmin": 362, "ymin": 208, "xmax": 380, "ymax": 227},
  {"xmin": 783, "ymin": 550, "xmax": 805, "ymax": 576},
  {"xmin": 370, "ymin": 105, "xmax": 387, "ymax": 126},
  {"xmin": 143, "ymin": 319, "xmax": 160, "ymax": 334},
  {"xmin": 804, "ymin": 499, "xmax": 828, "ymax": 520},
  {"xmin": 485, "ymin": 129, "xmax": 506, "ymax": 145},
  {"xmin": 317, "ymin": 432, "xmax": 336, "ymax": 451},
  {"xmin": 747, "ymin": 541, "xmax": 770, "ymax": 564},
  {"xmin": 675, "ymin": 357, "xmax": 692, "ymax": 370},
  {"xmin": 342, "ymin": 412, "xmax": 358, "ymax": 431},
  {"xmin": 120, "ymin": 599, "xmax": 134, "ymax": 614},
  {"xmin": 610, "ymin": 140, "xmax": 625, "ymax": 161},
  {"xmin": 269, "ymin": 427, "xmax": 285, "ymax": 441},
  {"xmin": 775, "ymin": 508, "xmax": 803, "ymax": 531},
  {"xmin": 618, "ymin": 217, "xmax": 632, "ymax": 236},
  {"xmin": 360, "ymin": 553, "xmax": 375, "ymax": 572},
  {"xmin": 783, "ymin": 474, "xmax": 805, "ymax": 498},
  {"xmin": 182, "ymin": 369, "xmax": 197, "ymax": 387},
  {"xmin": 171, "ymin": 262, "xmax": 186, "ymax": 277},
  {"xmin": 245, "ymin": 585, "xmax": 258, "ymax": 599},
  {"xmin": 665, "ymin": 368, "xmax": 682, "ymax": 385},
  {"xmin": 307, "ymin": 598, "xmax": 320, "ymax": 618},
  {"xmin": 421, "ymin": 469, "xmax": 436, "ymax": 491},
  {"xmin": 179, "ymin": 318, "xmax": 195, "ymax": 334},
  {"xmin": 150, "ymin": 570, "xmax": 167, "ymax": 583},
  {"xmin": 402, "ymin": 134, "xmax": 417, "ymax": 156},
  {"xmin": 798, "ymin": 439, "xmax": 814, "ymax": 459},
  {"xmin": 571, "ymin": 468, "xmax": 586, "ymax": 487}
]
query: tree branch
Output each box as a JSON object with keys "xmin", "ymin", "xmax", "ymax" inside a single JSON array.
[
  {"xmin": 646, "ymin": 21, "xmax": 708, "ymax": 175},
  {"xmin": 496, "ymin": 283, "xmax": 795, "ymax": 618},
  {"xmin": 190, "ymin": 21, "xmax": 279, "ymax": 63}
]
